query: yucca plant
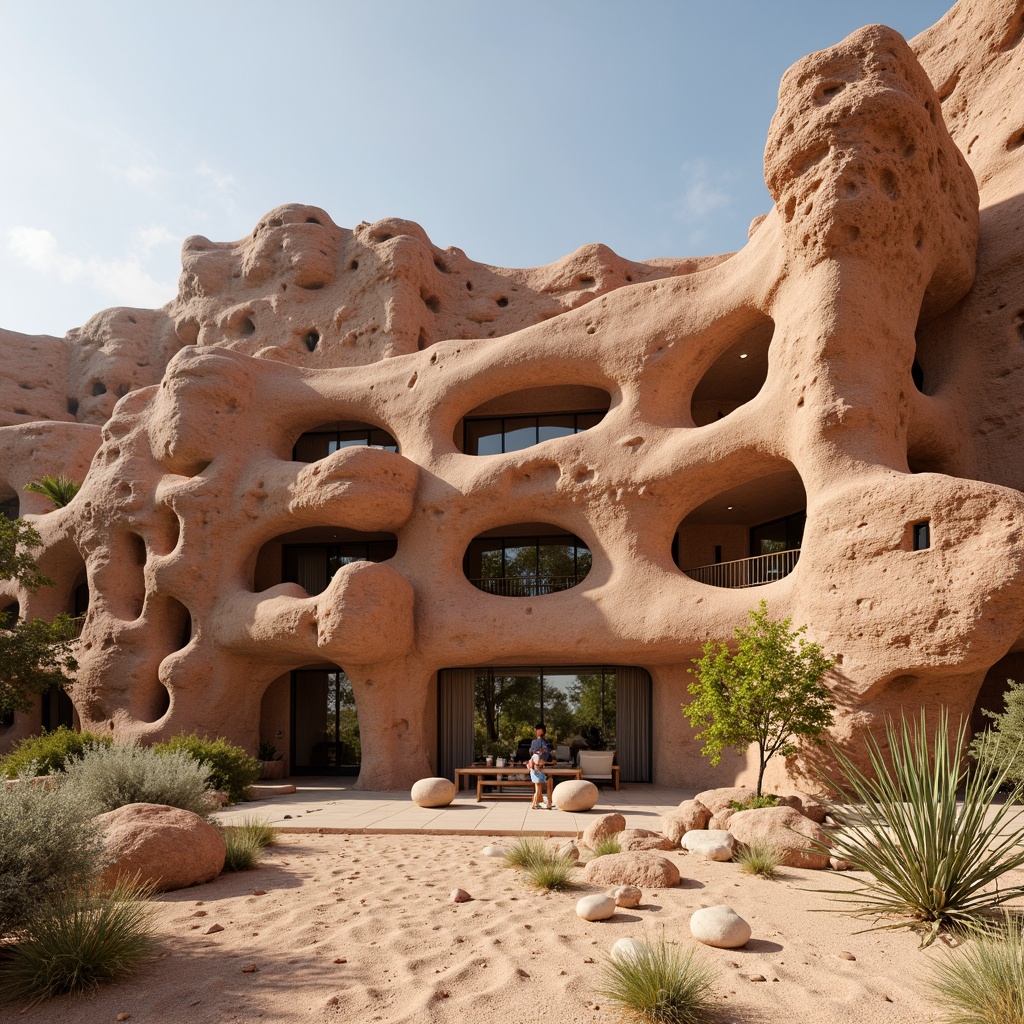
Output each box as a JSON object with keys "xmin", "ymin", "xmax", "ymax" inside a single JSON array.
[
  {"xmin": 590, "ymin": 836, "xmax": 621, "ymax": 858},
  {"xmin": 817, "ymin": 710, "xmax": 1024, "ymax": 946},
  {"xmin": 599, "ymin": 938, "xmax": 718, "ymax": 1024},
  {"xmin": 23, "ymin": 476, "xmax": 80, "ymax": 510},
  {"xmin": 928, "ymin": 913, "xmax": 1024, "ymax": 1024},
  {"xmin": 0, "ymin": 879, "xmax": 155, "ymax": 1004},
  {"xmin": 736, "ymin": 840, "xmax": 781, "ymax": 880}
]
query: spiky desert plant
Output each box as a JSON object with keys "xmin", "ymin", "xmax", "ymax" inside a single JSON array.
[
  {"xmin": 818, "ymin": 710, "xmax": 1024, "ymax": 946},
  {"xmin": 505, "ymin": 837, "xmax": 548, "ymax": 870},
  {"xmin": 599, "ymin": 938, "xmax": 718, "ymax": 1024},
  {"xmin": 524, "ymin": 853, "xmax": 575, "ymax": 891},
  {"xmin": 928, "ymin": 914, "xmax": 1024, "ymax": 1024},
  {"xmin": 590, "ymin": 836, "xmax": 621, "ymax": 858},
  {"xmin": 736, "ymin": 841, "xmax": 781, "ymax": 880},
  {"xmin": 0, "ymin": 879, "xmax": 154, "ymax": 1004},
  {"xmin": 23, "ymin": 475, "xmax": 80, "ymax": 510}
]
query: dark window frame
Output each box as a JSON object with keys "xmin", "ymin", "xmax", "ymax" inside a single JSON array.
[{"xmin": 462, "ymin": 409, "xmax": 607, "ymax": 456}]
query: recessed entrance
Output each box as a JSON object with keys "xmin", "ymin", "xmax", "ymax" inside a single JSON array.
[{"xmin": 290, "ymin": 668, "xmax": 360, "ymax": 775}]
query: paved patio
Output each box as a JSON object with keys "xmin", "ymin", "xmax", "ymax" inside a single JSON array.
[{"xmin": 214, "ymin": 777, "xmax": 698, "ymax": 836}]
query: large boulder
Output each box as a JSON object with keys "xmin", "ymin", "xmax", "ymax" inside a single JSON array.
[
  {"xmin": 553, "ymin": 779, "xmax": 599, "ymax": 811},
  {"xmin": 411, "ymin": 777, "xmax": 456, "ymax": 807},
  {"xmin": 96, "ymin": 803, "xmax": 226, "ymax": 892},
  {"xmin": 583, "ymin": 852, "xmax": 681, "ymax": 888},
  {"xmin": 778, "ymin": 791, "xmax": 827, "ymax": 824},
  {"xmin": 582, "ymin": 812, "xmax": 626, "ymax": 849},
  {"xmin": 682, "ymin": 829, "xmax": 734, "ymax": 861},
  {"xmin": 693, "ymin": 787, "xmax": 755, "ymax": 816},
  {"xmin": 618, "ymin": 828, "xmax": 675, "ymax": 852},
  {"xmin": 727, "ymin": 806, "xmax": 831, "ymax": 869},
  {"xmin": 661, "ymin": 800, "xmax": 711, "ymax": 844},
  {"xmin": 690, "ymin": 905, "xmax": 751, "ymax": 949}
]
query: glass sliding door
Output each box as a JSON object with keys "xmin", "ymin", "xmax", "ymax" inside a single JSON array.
[{"xmin": 291, "ymin": 669, "xmax": 361, "ymax": 775}]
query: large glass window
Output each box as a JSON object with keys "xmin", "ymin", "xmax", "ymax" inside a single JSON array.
[
  {"xmin": 291, "ymin": 669, "xmax": 360, "ymax": 774},
  {"xmin": 464, "ymin": 534, "xmax": 592, "ymax": 597},
  {"xmin": 473, "ymin": 667, "xmax": 616, "ymax": 761},
  {"xmin": 749, "ymin": 510, "xmax": 805, "ymax": 556},
  {"xmin": 293, "ymin": 426, "xmax": 398, "ymax": 462},
  {"xmin": 463, "ymin": 411, "xmax": 605, "ymax": 456},
  {"xmin": 284, "ymin": 540, "xmax": 397, "ymax": 597}
]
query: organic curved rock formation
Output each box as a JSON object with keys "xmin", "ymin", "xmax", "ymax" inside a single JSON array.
[{"xmin": 3, "ymin": 1, "xmax": 1024, "ymax": 792}]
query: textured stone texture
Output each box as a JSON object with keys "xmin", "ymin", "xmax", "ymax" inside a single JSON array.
[
  {"xmin": 552, "ymin": 779, "xmax": 598, "ymax": 811},
  {"xmin": 690, "ymin": 905, "xmax": 752, "ymax": 949},
  {"xmin": 727, "ymin": 806, "xmax": 831, "ymax": 869},
  {"xmin": 661, "ymin": 801, "xmax": 712, "ymax": 844},
  {"xmin": 96, "ymin": 802, "xmax": 226, "ymax": 892},
  {"xmin": 582, "ymin": 853, "xmax": 681, "ymax": 888},
  {"xmin": 617, "ymin": 828, "xmax": 676, "ymax": 852},
  {"xmin": 3, "ymin": 3, "xmax": 1024, "ymax": 794},
  {"xmin": 682, "ymin": 829, "xmax": 735, "ymax": 861},
  {"xmin": 582, "ymin": 813, "xmax": 626, "ymax": 850},
  {"xmin": 610, "ymin": 885, "xmax": 643, "ymax": 908}
]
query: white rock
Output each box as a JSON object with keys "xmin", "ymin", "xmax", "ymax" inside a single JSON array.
[
  {"xmin": 611, "ymin": 937, "xmax": 647, "ymax": 962},
  {"xmin": 682, "ymin": 829, "xmax": 734, "ymax": 861},
  {"xmin": 410, "ymin": 777, "xmax": 456, "ymax": 808},
  {"xmin": 576, "ymin": 894, "xmax": 617, "ymax": 921},
  {"xmin": 830, "ymin": 856, "xmax": 855, "ymax": 871},
  {"xmin": 689, "ymin": 905, "xmax": 752, "ymax": 949},
  {"xmin": 481, "ymin": 845, "xmax": 507, "ymax": 858},
  {"xmin": 558, "ymin": 840, "xmax": 580, "ymax": 862},
  {"xmin": 610, "ymin": 885, "xmax": 642, "ymax": 908},
  {"xmin": 553, "ymin": 780, "xmax": 599, "ymax": 811}
]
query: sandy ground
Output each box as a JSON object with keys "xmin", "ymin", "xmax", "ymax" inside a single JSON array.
[{"xmin": 13, "ymin": 832, "xmax": 1023, "ymax": 1024}]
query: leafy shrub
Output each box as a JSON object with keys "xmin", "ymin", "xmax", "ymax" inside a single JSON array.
[
  {"xmin": 505, "ymin": 837, "xmax": 548, "ymax": 870},
  {"xmin": 0, "ymin": 779, "xmax": 102, "ymax": 938},
  {"xmin": 819, "ymin": 711, "xmax": 1024, "ymax": 946},
  {"xmin": 0, "ymin": 727, "xmax": 112, "ymax": 779},
  {"xmin": 736, "ymin": 841, "xmax": 781, "ymax": 879},
  {"xmin": 728, "ymin": 793, "xmax": 780, "ymax": 811},
  {"xmin": 153, "ymin": 733, "xmax": 259, "ymax": 804},
  {"xmin": 599, "ymin": 938, "xmax": 718, "ymax": 1024},
  {"xmin": 969, "ymin": 678, "xmax": 1024, "ymax": 788},
  {"xmin": 591, "ymin": 837, "xmax": 621, "ymax": 858},
  {"xmin": 928, "ymin": 914, "xmax": 1024, "ymax": 1024},
  {"xmin": 0, "ymin": 879, "xmax": 154, "ymax": 1003},
  {"xmin": 60, "ymin": 743, "xmax": 213, "ymax": 818}
]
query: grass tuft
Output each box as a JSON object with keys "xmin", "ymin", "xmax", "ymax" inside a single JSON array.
[
  {"xmin": 736, "ymin": 841, "xmax": 781, "ymax": 879},
  {"xmin": 928, "ymin": 914, "xmax": 1024, "ymax": 1024},
  {"xmin": 0, "ymin": 880, "xmax": 155, "ymax": 1005},
  {"xmin": 524, "ymin": 855, "xmax": 574, "ymax": 892},
  {"xmin": 728, "ymin": 793, "xmax": 779, "ymax": 811},
  {"xmin": 590, "ymin": 836, "xmax": 621, "ymax": 858},
  {"xmin": 599, "ymin": 938, "xmax": 718, "ymax": 1024},
  {"xmin": 235, "ymin": 815, "xmax": 277, "ymax": 848},
  {"xmin": 817, "ymin": 710, "xmax": 1024, "ymax": 946},
  {"xmin": 505, "ymin": 837, "xmax": 548, "ymax": 870},
  {"xmin": 221, "ymin": 828, "xmax": 265, "ymax": 872}
]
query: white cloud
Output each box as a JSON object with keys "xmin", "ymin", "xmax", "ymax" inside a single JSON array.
[
  {"xmin": 136, "ymin": 223, "xmax": 177, "ymax": 254},
  {"xmin": 197, "ymin": 161, "xmax": 236, "ymax": 191},
  {"xmin": 104, "ymin": 160, "xmax": 168, "ymax": 188},
  {"xmin": 7, "ymin": 226, "xmax": 176, "ymax": 309},
  {"xmin": 673, "ymin": 160, "xmax": 733, "ymax": 222}
]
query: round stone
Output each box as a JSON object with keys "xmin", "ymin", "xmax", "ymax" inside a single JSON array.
[
  {"xmin": 682, "ymin": 829, "xmax": 735, "ymax": 861},
  {"xmin": 481, "ymin": 844, "xmax": 507, "ymax": 857},
  {"xmin": 410, "ymin": 777, "xmax": 457, "ymax": 808},
  {"xmin": 689, "ymin": 905, "xmax": 752, "ymax": 949},
  {"xmin": 610, "ymin": 885, "xmax": 642, "ymax": 908},
  {"xmin": 553, "ymin": 779, "xmax": 599, "ymax": 811},
  {"xmin": 576, "ymin": 894, "xmax": 617, "ymax": 921},
  {"xmin": 611, "ymin": 937, "xmax": 648, "ymax": 962}
]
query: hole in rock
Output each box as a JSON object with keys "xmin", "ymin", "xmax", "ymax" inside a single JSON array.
[
  {"xmin": 690, "ymin": 315, "xmax": 774, "ymax": 426},
  {"xmin": 291, "ymin": 422, "xmax": 399, "ymax": 462},
  {"xmin": 306, "ymin": 216, "xmax": 321, "ymax": 225},
  {"xmin": 254, "ymin": 529, "xmax": 399, "ymax": 596},
  {"xmin": 66, "ymin": 397, "xmax": 79, "ymax": 416},
  {"xmin": 91, "ymin": 381, "xmax": 107, "ymax": 397},
  {"xmin": 349, "ymin": 260, "xmax": 359, "ymax": 271},
  {"xmin": 455, "ymin": 385, "xmax": 611, "ymax": 454},
  {"xmin": 1, "ymin": 601, "xmax": 21, "ymax": 624},
  {"xmin": 463, "ymin": 525, "xmax": 592, "ymax": 597},
  {"xmin": 673, "ymin": 463, "xmax": 806, "ymax": 588},
  {"xmin": 305, "ymin": 331, "xmax": 320, "ymax": 352},
  {"xmin": 496, "ymin": 296, "xmax": 509, "ymax": 308},
  {"xmin": 421, "ymin": 292, "xmax": 440, "ymax": 314}
]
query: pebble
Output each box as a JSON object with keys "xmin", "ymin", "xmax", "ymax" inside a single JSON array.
[
  {"xmin": 748, "ymin": 974, "xmax": 767, "ymax": 983},
  {"xmin": 333, "ymin": 957, "xmax": 347, "ymax": 964},
  {"xmin": 241, "ymin": 964, "xmax": 258, "ymax": 973},
  {"xmin": 252, "ymin": 889, "xmax": 268, "ymax": 896},
  {"xmin": 450, "ymin": 888, "xmax": 472, "ymax": 903},
  {"xmin": 610, "ymin": 885, "xmax": 642, "ymax": 908},
  {"xmin": 839, "ymin": 951, "xmax": 856, "ymax": 961},
  {"xmin": 116, "ymin": 1015, "xmax": 131, "ymax": 1022},
  {"xmin": 204, "ymin": 924, "xmax": 224, "ymax": 935},
  {"xmin": 576, "ymin": 894, "xmax": 616, "ymax": 921},
  {"xmin": 689, "ymin": 905, "xmax": 752, "ymax": 949},
  {"xmin": 481, "ymin": 845, "xmax": 507, "ymax": 858}
]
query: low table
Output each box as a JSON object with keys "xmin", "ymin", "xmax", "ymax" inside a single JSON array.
[{"xmin": 455, "ymin": 765, "xmax": 583, "ymax": 801}]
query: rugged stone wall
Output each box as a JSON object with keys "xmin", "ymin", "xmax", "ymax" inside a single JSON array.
[{"xmin": 2, "ymin": 2, "xmax": 1024, "ymax": 790}]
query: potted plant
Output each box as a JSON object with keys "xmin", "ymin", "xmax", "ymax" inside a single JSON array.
[{"xmin": 258, "ymin": 741, "xmax": 286, "ymax": 780}]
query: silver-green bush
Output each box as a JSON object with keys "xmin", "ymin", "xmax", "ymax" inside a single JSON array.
[
  {"xmin": 59, "ymin": 743, "xmax": 213, "ymax": 818},
  {"xmin": 0, "ymin": 778, "xmax": 102, "ymax": 938}
]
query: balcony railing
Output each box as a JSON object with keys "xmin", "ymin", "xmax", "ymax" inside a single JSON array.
[
  {"xmin": 683, "ymin": 548, "xmax": 800, "ymax": 589},
  {"xmin": 471, "ymin": 575, "xmax": 586, "ymax": 597}
]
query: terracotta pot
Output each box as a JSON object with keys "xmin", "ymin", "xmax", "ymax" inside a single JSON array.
[{"xmin": 259, "ymin": 760, "xmax": 286, "ymax": 780}]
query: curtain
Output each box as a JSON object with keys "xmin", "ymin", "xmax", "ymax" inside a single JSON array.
[
  {"xmin": 616, "ymin": 667, "xmax": 652, "ymax": 782},
  {"xmin": 437, "ymin": 669, "xmax": 475, "ymax": 781},
  {"xmin": 293, "ymin": 547, "xmax": 329, "ymax": 596}
]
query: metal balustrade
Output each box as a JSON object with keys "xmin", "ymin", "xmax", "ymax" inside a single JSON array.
[
  {"xmin": 683, "ymin": 548, "xmax": 800, "ymax": 588},
  {"xmin": 471, "ymin": 575, "xmax": 585, "ymax": 597}
]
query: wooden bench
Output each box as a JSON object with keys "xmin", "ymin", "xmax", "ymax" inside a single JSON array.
[{"xmin": 477, "ymin": 776, "xmax": 534, "ymax": 800}]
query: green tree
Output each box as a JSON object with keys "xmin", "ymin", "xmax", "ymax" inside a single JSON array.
[
  {"xmin": 969, "ymin": 678, "xmax": 1024, "ymax": 786},
  {"xmin": 0, "ymin": 518, "xmax": 79, "ymax": 714},
  {"xmin": 683, "ymin": 600, "xmax": 835, "ymax": 796},
  {"xmin": 23, "ymin": 475, "xmax": 80, "ymax": 510}
]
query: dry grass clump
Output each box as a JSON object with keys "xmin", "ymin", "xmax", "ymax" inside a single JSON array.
[
  {"xmin": 590, "ymin": 836, "xmax": 621, "ymax": 858},
  {"xmin": 504, "ymin": 837, "xmax": 575, "ymax": 891},
  {"xmin": 220, "ymin": 816, "xmax": 277, "ymax": 872},
  {"xmin": 735, "ymin": 840, "xmax": 781, "ymax": 880},
  {"xmin": 599, "ymin": 938, "xmax": 718, "ymax": 1023}
]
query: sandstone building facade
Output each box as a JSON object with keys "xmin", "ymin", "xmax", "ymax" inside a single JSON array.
[{"xmin": 2, "ymin": 0, "xmax": 1024, "ymax": 790}]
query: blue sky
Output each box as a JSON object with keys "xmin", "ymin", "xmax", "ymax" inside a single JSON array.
[{"xmin": 0, "ymin": 1, "xmax": 953, "ymax": 337}]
